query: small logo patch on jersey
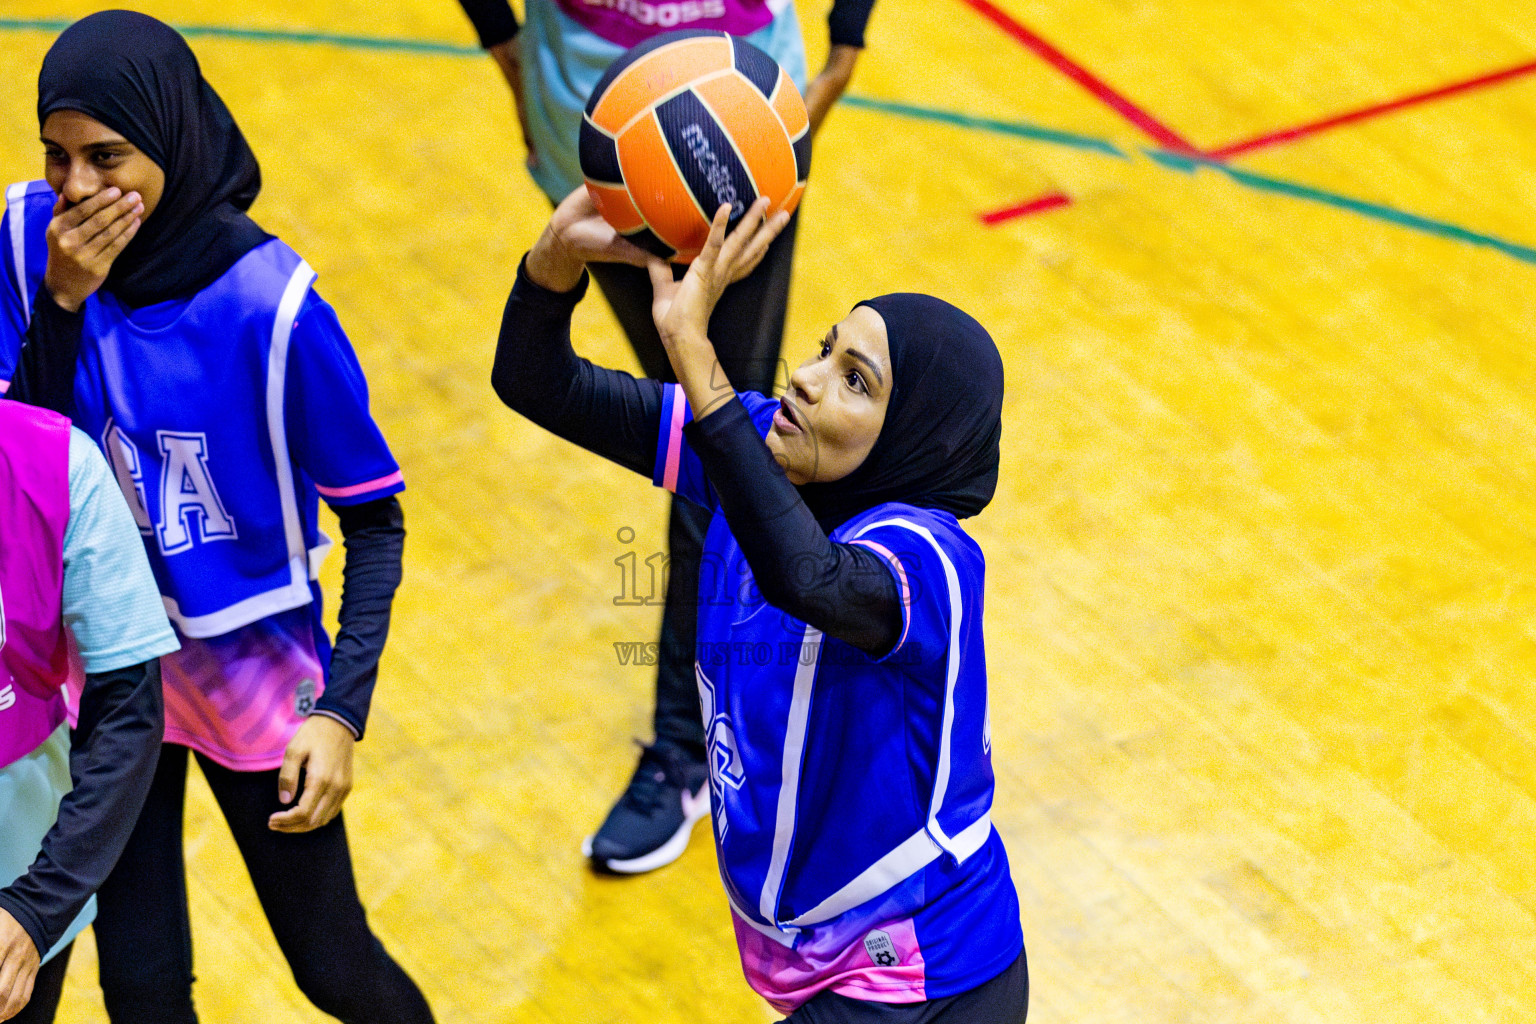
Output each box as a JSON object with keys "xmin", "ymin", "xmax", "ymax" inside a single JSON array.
[
  {"xmin": 0, "ymin": 684, "xmax": 14, "ymax": 713},
  {"xmin": 294, "ymin": 678, "xmax": 317, "ymax": 717},
  {"xmin": 863, "ymin": 929, "xmax": 900, "ymax": 968}
]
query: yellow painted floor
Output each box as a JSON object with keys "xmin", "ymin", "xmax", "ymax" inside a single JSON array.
[{"xmin": 4, "ymin": 0, "xmax": 1536, "ymax": 1020}]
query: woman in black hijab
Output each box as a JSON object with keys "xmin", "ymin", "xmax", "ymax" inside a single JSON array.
[
  {"xmin": 3, "ymin": 13, "xmax": 435, "ymax": 1024},
  {"xmin": 493, "ymin": 192, "xmax": 1027, "ymax": 1022},
  {"xmin": 35, "ymin": 7, "xmax": 270, "ymax": 307}
]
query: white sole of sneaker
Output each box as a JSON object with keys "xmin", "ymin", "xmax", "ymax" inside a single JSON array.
[{"xmin": 581, "ymin": 785, "xmax": 711, "ymax": 874}]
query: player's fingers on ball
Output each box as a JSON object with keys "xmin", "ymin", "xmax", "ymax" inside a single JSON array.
[
  {"xmin": 719, "ymin": 199, "xmax": 761, "ymax": 252},
  {"xmin": 646, "ymin": 256, "xmax": 674, "ymax": 292},
  {"xmin": 737, "ymin": 216, "xmax": 777, "ymax": 270},
  {"xmin": 728, "ymin": 199, "xmax": 773, "ymax": 266},
  {"xmin": 731, "ymin": 232, "xmax": 775, "ymax": 281},
  {"xmin": 703, "ymin": 204, "xmax": 731, "ymax": 249},
  {"xmin": 749, "ymin": 212, "xmax": 788, "ymax": 265}
]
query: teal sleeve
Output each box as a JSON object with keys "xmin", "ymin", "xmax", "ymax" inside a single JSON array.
[{"xmin": 61, "ymin": 429, "xmax": 180, "ymax": 672}]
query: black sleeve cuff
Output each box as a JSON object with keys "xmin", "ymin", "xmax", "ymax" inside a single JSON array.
[
  {"xmin": 0, "ymin": 662, "xmax": 163, "ymax": 957},
  {"xmin": 7, "ymin": 284, "xmax": 85, "ymax": 415},
  {"xmin": 515, "ymin": 253, "xmax": 591, "ymax": 307},
  {"xmin": 315, "ymin": 496, "xmax": 406, "ymax": 740},
  {"xmin": 828, "ymin": 0, "xmax": 876, "ymax": 48},
  {"xmin": 459, "ymin": 0, "xmax": 520, "ymax": 49},
  {"xmin": 308, "ymin": 707, "xmax": 363, "ymax": 739}
]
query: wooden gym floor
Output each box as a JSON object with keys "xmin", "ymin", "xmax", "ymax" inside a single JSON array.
[{"xmin": 3, "ymin": 0, "xmax": 1535, "ymax": 1020}]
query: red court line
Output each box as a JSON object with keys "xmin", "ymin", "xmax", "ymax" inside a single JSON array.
[
  {"xmin": 1205, "ymin": 58, "xmax": 1536, "ymax": 158},
  {"xmin": 957, "ymin": 0, "xmax": 1198, "ymax": 153},
  {"xmin": 967, "ymin": 0, "xmax": 1536, "ymax": 226},
  {"xmin": 979, "ymin": 192, "xmax": 1072, "ymax": 225}
]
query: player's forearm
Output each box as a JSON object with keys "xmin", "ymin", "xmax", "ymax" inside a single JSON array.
[
  {"xmin": 492, "ymin": 257, "xmax": 663, "ymax": 478},
  {"xmin": 684, "ymin": 400, "xmax": 902, "ymax": 654},
  {"xmin": 313, "ymin": 495, "xmax": 406, "ymax": 739},
  {"xmin": 664, "ymin": 329, "xmax": 738, "ymax": 425},
  {"xmin": 0, "ymin": 660, "xmax": 163, "ymax": 956}
]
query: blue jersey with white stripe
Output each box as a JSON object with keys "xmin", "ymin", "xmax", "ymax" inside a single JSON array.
[
  {"xmin": 654, "ymin": 384, "xmax": 1022, "ymax": 1010},
  {"xmin": 1, "ymin": 180, "xmax": 403, "ymax": 640},
  {"xmin": 3, "ymin": 181, "xmax": 404, "ymax": 769}
]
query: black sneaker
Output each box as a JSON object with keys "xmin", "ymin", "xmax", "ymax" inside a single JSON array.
[{"xmin": 582, "ymin": 740, "xmax": 710, "ymax": 874}]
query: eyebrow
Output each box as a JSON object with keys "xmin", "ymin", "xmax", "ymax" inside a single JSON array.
[
  {"xmin": 844, "ymin": 346, "xmax": 885, "ymax": 387},
  {"xmin": 40, "ymin": 138, "xmax": 132, "ymax": 151}
]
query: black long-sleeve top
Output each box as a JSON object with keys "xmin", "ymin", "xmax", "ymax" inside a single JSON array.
[
  {"xmin": 491, "ymin": 260, "xmax": 900, "ymax": 655},
  {"xmin": 457, "ymin": 0, "xmax": 878, "ymax": 50},
  {"xmin": 0, "ymin": 660, "xmax": 163, "ymax": 957},
  {"xmin": 5, "ymin": 285, "xmax": 403, "ymax": 739}
]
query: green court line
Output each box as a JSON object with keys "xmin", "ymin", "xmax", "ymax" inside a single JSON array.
[
  {"xmin": 0, "ymin": 18, "xmax": 483, "ymax": 55},
  {"xmin": 839, "ymin": 95, "xmax": 1127, "ymax": 157},
  {"xmin": 1147, "ymin": 150, "xmax": 1536, "ymax": 266},
  {"xmin": 3, "ymin": 16, "xmax": 1532, "ymax": 268}
]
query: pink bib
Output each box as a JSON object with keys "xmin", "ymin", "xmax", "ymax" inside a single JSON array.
[
  {"xmin": 0, "ymin": 403, "xmax": 72, "ymax": 769},
  {"xmin": 555, "ymin": 0, "xmax": 776, "ymax": 49}
]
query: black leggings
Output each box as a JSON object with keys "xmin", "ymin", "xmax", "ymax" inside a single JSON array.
[
  {"xmin": 92, "ymin": 744, "xmax": 434, "ymax": 1024},
  {"xmin": 587, "ymin": 211, "xmax": 799, "ymax": 755},
  {"xmin": 782, "ymin": 949, "xmax": 1028, "ymax": 1023}
]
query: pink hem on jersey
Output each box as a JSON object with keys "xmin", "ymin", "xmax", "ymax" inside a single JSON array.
[
  {"xmin": 733, "ymin": 912, "xmax": 928, "ymax": 1015},
  {"xmin": 314, "ymin": 470, "xmax": 404, "ymax": 500},
  {"xmin": 157, "ymin": 613, "xmax": 326, "ymax": 773},
  {"xmin": 662, "ymin": 391, "xmax": 686, "ymax": 492},
  {"xmin": 161, "ymin": 725, "xmax": 295, "ymax": 772},
  {"xmin": 849, "ymin": 539, "xmax": 913, "ymax": 653}
]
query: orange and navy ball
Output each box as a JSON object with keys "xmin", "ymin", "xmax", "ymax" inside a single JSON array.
[{"xmin": 579, "ymin": 30, "xmax": 810, "ymax": 263}]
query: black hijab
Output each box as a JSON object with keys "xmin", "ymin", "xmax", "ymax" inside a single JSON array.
[
  {"xmin": 796, "ymin": 293, "xmax": 1005, "ymax": 530},
  {"xmin": 37, "ymin": 10, "xmax": 271, "ymax": 307}
]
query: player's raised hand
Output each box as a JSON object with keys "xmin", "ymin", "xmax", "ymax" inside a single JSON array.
[
  {"xmin": 43, "ymin": 187, "xmax": 142, "ymax": 312},
  {"xmin": 526, "ymin": 186, "xmax": 653, "ymax": 292},
  {"xmin": 646, "ymin": 198, "xmax": 786, "ymax": 421},
  {"xmin": 649, "ymin": 198, "xmax": 785, "ymax": 347}
]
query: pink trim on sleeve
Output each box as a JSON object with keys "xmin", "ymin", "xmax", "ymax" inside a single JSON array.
[
  {"xmin": 661, "ymin": 388, "xmax": 686, "ymax": 493},
  {"xmin": 0, "ymin": 379, "xmax": 10, "ymax": 394},
  {"xmin": 313, "ymin": 470, "xmax": 403, "ymax": 500},
  {"xmin": 850, "ymin": 538, "xmax": 913, "ymax": 654}
]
